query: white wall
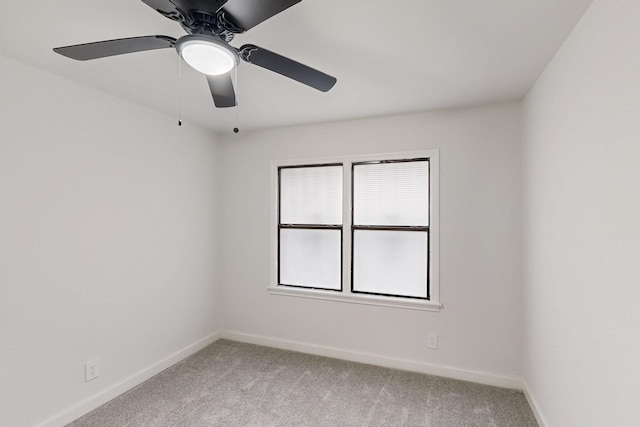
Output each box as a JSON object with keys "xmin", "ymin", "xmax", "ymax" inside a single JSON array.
[
  {"xmin": 522, "ymin": 0, "xmax": 640, "ymax": 425},
  {"xmin": 218, "ymin": 103, "xmax": 523, "ymax": 383},
  {"xmin": 0, "ymin": 54, "xmax": 222, "ymax": 427}
]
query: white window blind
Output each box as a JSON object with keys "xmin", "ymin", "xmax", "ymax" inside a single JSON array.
[
  {"xmin": 280, "ymin": 166, "xmax": 342, "ymax": 225},
  {"xmin": 353, "ymin": 161, "xmax": 429, "ymax": 226}
]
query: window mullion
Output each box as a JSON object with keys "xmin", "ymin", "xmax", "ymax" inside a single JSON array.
[
  {"xmin": 343, "ymin": 161, "xmax": 353, "ymax": 296},
  {"xmin": 280, "ymin": 224, "xmax": 341, "ymax": 229},
  {"xmin": 353, "ymin": 225, "xmax": 429, "ymax": 232}
]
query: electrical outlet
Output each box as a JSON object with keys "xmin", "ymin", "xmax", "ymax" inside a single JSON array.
[
  {"xmin": 85, "ymin": 359, "xmax": 99, "ymax": 382},
  {"xmin": 427, "ymin": 332, "xmax": 438, "ymax": 349}
]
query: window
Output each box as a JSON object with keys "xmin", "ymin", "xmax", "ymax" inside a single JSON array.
[
  {"xmin": 272, "ymin": 151, "xmax": 440, "ymax": 311},
  {"xmin": 352, "ymin": 160, "xmax": 430, "ymax": 299},
  {"xmin": 278, "ymin": 164, "xmax": 343, "ymax": 291}
]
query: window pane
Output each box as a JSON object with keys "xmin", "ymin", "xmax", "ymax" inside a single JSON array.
[
  {"xmin": 353, "ymin": 161, "xmax": 429, "ymax": 226},
  {"xmin": 280, "ymin": 228, "xmax": 341, "ymax": 290},
  {"xmin": 280, "ymin": 166, "xmax": 342, "ymax": 225},
  {"xmin": 353, "ymin": 230, "xmax": 428, "ymax": 298}
]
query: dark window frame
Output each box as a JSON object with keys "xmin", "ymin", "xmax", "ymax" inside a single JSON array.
[
  {"xmin": 350, "ymin": 158, "xmax": 431, "ymax": 300},
  {"xmin": 277, "ymin": 163, "xmax": 344, "ymax": 292}
]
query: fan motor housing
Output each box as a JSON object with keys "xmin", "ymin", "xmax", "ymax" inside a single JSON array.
[
  {"xmin": 179, "ymin": 11, "xmax": 237, "ymax": 42},
  {"xmin": 165, "ymin": 1, "xmax": 247, "ymax": 42}
]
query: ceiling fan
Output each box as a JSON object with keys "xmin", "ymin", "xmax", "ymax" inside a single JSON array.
[{"xmin": 53, "ymin": 0, "xmax": 337, "ymax": 108}]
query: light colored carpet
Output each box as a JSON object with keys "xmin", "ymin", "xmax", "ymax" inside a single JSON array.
[{"xmin": 67, "ymin": 340, "xmax": 538, "ymax": 426}]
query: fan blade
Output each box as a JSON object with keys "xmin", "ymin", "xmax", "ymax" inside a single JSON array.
[
  {"xmin": 54, "ymin": 36, "xmax": 176, "ymax": 61},
  {"xmin": 239, "ymin": 44, "xmax": 336, "ymax": 92},
  {"xmin": 207, "ymin": 73, "xmax": 237, "ymax": 108},
  {"xmin": 174, "ymin": 0, "xmax": 228, "ymax": 14},
  {"xmin": 141, "ymin": 0, "xmax": 181, "ymax": 17},
  {"xmin": 143, "ymin": 0, "xmax": 228, "ymax": 19},
  {"xmin": 222, "ymin": 0, "xmax": 300, "ymax": 31}
]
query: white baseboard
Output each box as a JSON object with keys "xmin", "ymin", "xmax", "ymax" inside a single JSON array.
[
  {"xmin": 522, "ymin": 382, "xmax": 548, "ymax": 427},
  {"xmin": 220, "ymin": 330, "xmax": 524, "ymax": 390},
  {"xmin": 38, "ymin": 331, "xmax": 223, "ymax": 427}
]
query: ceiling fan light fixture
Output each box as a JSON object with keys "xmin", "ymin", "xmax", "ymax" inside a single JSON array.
[{"xmin": 176, "ymin": 35, "xmax": 238, "ymax": 76}]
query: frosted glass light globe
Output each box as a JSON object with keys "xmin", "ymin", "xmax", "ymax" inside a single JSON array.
[{"xmin": 176, "ymin": 35, "xmax": 237, "ymax": 75}]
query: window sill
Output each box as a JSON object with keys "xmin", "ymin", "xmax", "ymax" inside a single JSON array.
[{"xmin": 267, "ymin": 286, "xmax": 442, "ymax": 312}]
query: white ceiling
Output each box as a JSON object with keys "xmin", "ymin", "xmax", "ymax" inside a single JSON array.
[{"xmin": 0, "ymin": 0, "xmax": 593, "ymax": 134}]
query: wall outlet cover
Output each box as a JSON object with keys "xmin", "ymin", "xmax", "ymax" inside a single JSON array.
[
  {"xmin": 428, "ymin": 332, "xmax": 438, "ymax": 349},
  {"xmin": 85, "ymin": 359, "xmax": 100, "ymax": 382}
]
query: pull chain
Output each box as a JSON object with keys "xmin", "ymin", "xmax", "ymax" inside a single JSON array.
[
  {"xmin": 233, "ymin": 64, "xmax": 239, "ymax": 133},
  {"xmin": 178, "ymin": 53, "xmax": 183, "ymax": 126}
]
